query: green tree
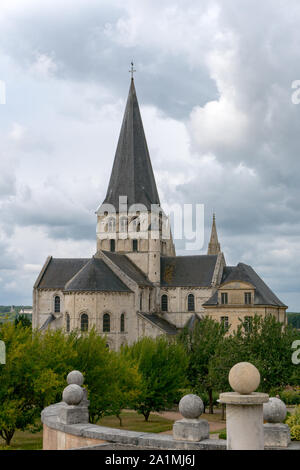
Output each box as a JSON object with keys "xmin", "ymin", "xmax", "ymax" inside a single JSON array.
[
  {"xmin": 124, "ymin": 337, "xmax": 188, "ymax": 421},
  {"xmin": 209, "ymin": 315, "xmax": 300, "ymax": 394},
  {"xmin": 14, "ymin": 315, "xmax": 32, "ymax": 328},
  {"xmin": 0, "ymin": 323, "xmax": 66, "ymax": 445},
  {"xmin": 178, "ymin": 317, "xmax": 226, "ymax": 413}
]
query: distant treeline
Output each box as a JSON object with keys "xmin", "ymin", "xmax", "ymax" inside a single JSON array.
[
  {"xmin": 0, "ymin": 306, "xmax": 32, "ymax": 314},
  {"xmin": 287, "ymin": 312, "xmax": 300, "ymax": 329}
]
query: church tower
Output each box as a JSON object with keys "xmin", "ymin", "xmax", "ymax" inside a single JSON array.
[
  {"xmin": 96, "ymin": 76, "xmax": 175, "ymax": 283},
  {"xmin": 207, "ymin": 213, "xmax": 221, "ymax": 255}
]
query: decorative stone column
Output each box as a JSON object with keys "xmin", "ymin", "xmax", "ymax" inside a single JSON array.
[
  {"xmin": 173, "ymin": 394, "xmax": 209, "ymax": 442},
  {"xmin": 219, "ymin": 362, "xmax": 269, "ymax": 450},
  {"xmin": 263, "ymin": 397, "xmax": 290, "ymax": 448},
  {"xmin": 58, "ymin": 370, "xmax": 89, "ymax": 425}
]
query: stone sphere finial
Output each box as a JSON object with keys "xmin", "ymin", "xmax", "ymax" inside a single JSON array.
[
  {"xmin": 263, "ymin": 397, "xmax": 287, "ymax": 423},
  {"xmin": 62, "ymin": 384, "xmax": 84, "ymax": 406},
  {"xmin": 67, "ymin": 370, "xmax": 84, "ymax": 386},
  {"xmin": 179, "ymin": 394, "xmax": 204, "ymax": 419},
  {"xmin": 229, "ymin": 362, "xmax": 260, "ymax": 395}
]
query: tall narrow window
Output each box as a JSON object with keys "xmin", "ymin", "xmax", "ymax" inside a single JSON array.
[
  {"xmin": 81, "ymin": 313, "xmax": 88, "ymax": 332},
  {"xmin": 66, "ymin": 313, "xmax": 70, "ymax": 332},
  {"xmin": 244, "ymin": 316, "xmax": 253, "ymax": 333},
  {"xmin": 110, "ymin": 239, "xmax": 115, "ymax": 252},
  {"xmin": 221, "ymin": 316, "xmax": 229, "ymax": 331},
  {"xmin": 108, "ymin": 217, "xmax": 116, "ymax": 233},
  {"xmin": 188, "ymin": 294, "xmax": 195, "ymax": 312},
  {"xmin": 132, "ymin": 239, "xmax": 138, "ymax": 252},
  {"xmin": 120, "ymin": 217, "xmax": 128, "ymax": 233},
  {"xmin": 245, "ymin": 292, "xmax": 252, "ymax": 304},
  {"xmin": 120, "ymin": 313, "xmax": 125, "ymax": 332},
  {"xmin": 103, "ymin": 313, "xmax": 110, "ymax": 332},
  {"xmin": 139, "ymin": 293, "xmax": 143, "ymax": 311},
  {"xmin": 54, "ymin": 296, "xmax": 60, "ymax": 313},
  {"xmin": 161, "ymin": 294, "xmax": 168, "ymax": 312},
  {"xmin": 221, "ymin": 292, "xmax": 228, "ymax": 305}
]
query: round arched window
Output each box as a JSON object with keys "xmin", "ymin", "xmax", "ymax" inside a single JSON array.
[
  {"xmin": 103, "ymin": 313, "xmax": 110, "ymax": 332},
  {"xmin": 81, "ymin": 313, "xmax": 89, "ymax": 332},
  {"xmin": 188, "ymin": 294, "xmax": 195, "ymax": 312},
  {"xmin": 54, "ymin": 296, "xmax": 60, "ymax": 313}
]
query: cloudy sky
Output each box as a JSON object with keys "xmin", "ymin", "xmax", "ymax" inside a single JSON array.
[{"xmin": 0, "ymin": 0, "xmax": 299, "ymax": 310}]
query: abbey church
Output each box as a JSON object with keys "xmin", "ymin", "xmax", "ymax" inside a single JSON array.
[{"xmin": 32, "ymin": 78, "xmax": 287, "ymax": 349}]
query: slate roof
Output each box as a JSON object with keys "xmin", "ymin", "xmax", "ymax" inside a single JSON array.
[
  {"xmin": 204, "ymin": 263, "xmax": 287, "ymax": 307},
  {"xmin": 102, "ymin": 79, "xmax": 160, "ymax": 210},
  {"xmin": 138, "ymin": 312, "xmax": 178, "ymax": 335},
  {"xmin": 64, "ymin": 257, "xmax": 132, "ymax": 293},
  {"xmin": 37, "ymin": 258, "xmax": 90, "ymax": 289},
  {"xmin": 103, "ymin": 251, "xmax": 152, "ymax": 286},
  {"xmin": 160, "ymin": 255, "xmax": 218, "ymax": 287}
]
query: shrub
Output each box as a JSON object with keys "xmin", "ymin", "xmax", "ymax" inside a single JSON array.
[
  {"xmin": 219, "ymin": 431, "xmax": 227, "ymax": 440},
  {"xmin": 286, "ymin": 405, "xmax": 300, "ymax": 440},
  {"xmin": 279, "ymin": 389, "xmax": 300, "ymax": 405}
]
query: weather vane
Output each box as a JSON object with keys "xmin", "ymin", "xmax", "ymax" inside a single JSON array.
[{"xmin": 129, "ymin": 61, "xmax": 136, "ymax": 79}]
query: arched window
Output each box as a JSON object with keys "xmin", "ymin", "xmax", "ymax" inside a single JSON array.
[
  {"xmin": 120, "ymin": 313, "xmax": 125, "ymax": 332},
  {"xmin": 120, "ymin": 217, "xmax": 128, "ymax": 233},
  {"xmin": 103, "ymin": 313, "xmax": 110, "ymax": 332},
  {"xmin": 105, "ymin": 343, "xmax": 110, "ymax": 349},
  {"xmin": 161, "ymin": 294, "xmax": 168, "ymax": 312},
  {"xmin": 108, "ymin": 217, "xmax": 116, "ymax": 233},
  {"xmin": 54, "ymin": 296, "xmax": 60, "ymax": 313},
  {"xmin": 188, "ymin": 294, "xmax": 195, "ymax": 312},
  {"xmin": 81, "ymin": 313, "xmax": 88, "ymax": 332},
  {"xmin": 66, "ymin": 313, "xmax": 70, "ymax": 332}
]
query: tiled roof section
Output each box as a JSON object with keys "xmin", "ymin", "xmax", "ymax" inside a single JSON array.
[
  {"xmin": 103, "ymin": 251, "xmax": 152, "ymax": 286},
  {"xmin": 64, "ymin": 257, "xmax": 132, "ymax": 293},
  {"xmin": 102, "ymin": 79, "xmax": 160, "ymax": 210},
  {"xmin": 37, "ymin": 258, "xmax": 90, "ymax": 289},
  {"xmin": 161, "ymin": 255, "xmax": 218, "ymax": 287},
  {"xmin": 138, "ymin": 312, "xmax": 178, "ymax": 335},
  {"xmin": 204, "ymin": 263, "xmax": 287, "ymax": 307}
]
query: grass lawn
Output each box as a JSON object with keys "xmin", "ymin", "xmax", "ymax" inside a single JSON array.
[
  {"xmin": 0, "ymin": 412, "xmax": 173, "ymax": 450},
  {"xmin": 0, "ymin": 429, "xmax": 43, "ymax": 450},
  {"xmin": 97, "ymin": 411, "xmax": 173, "ymax": 433}
]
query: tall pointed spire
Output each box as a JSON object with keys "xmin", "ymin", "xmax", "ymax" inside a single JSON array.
[
  {"xmin": 102, "ymin": 78, "xmax": 160, "ymax": 211},
  {"xmin": 207, "ymin": 213, "xmax": 221, "ymax": 255}
]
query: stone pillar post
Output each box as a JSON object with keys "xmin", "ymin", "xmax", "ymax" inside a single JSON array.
[
  {"xmin": 219, "ymin": 362, "xmax": 269, "ymax": 450},
  {"xmin": 58, "ymin": 370, "xmax": 89, "ymax": 425},
  {"xmin": 173, "ymin": 394, "xmax": 209, "ymax": 442},
  {"xmin": 263, "ymin": 397, "xmax": 290, "ymax": 447}
]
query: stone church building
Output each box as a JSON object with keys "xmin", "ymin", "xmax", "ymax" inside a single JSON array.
[{"xmin": 32, "ymin": 78, "xmax": 287, "ymax": 349}]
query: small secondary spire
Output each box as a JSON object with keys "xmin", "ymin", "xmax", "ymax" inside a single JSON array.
[{"xmin": 207, "ymin": 212, "xmax": 221, "ymax": 255}]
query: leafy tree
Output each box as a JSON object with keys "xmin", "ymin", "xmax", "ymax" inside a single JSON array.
[
  {"xmin": 70, "ymin": 329, "xmax": 142, "ymax": 424},
  {"xmin": 0, "ymin": 323, "xmax": 65, "ymax": 445},
  {"xmin": 124, "ymin": 337, "xmax": 188, "ymax": 421},
  {"xmin": 178, "ymin": 317, "xmax": 226, "ymax": 413},
  {"xmin": 209, "ymin": 315, "xmax": 300, "ymax": 394},
  {"xmin": 14, "ymin": 315, "xmax": 32, "ymax": 328}
]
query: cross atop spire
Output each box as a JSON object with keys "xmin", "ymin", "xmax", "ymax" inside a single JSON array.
[
  {"xmin": 207, "ymin": 213, "xmax": 221, "ymax": 255},
  {"xmin": 129, "ymin": 61, "xmax": 136, "ymax": 79}
]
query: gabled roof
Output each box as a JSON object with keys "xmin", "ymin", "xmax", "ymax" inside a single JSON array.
[
  {"xmin": 161, "ymin": 255, "xmax": 218, "ymax": 287},
  {"xmin": 64, "ymin": 257, "xmax": 132, "ymax": 293},
  {"xmin": 102, "ymin": 79, "xmax": 160, "ymax": 210},
  {"xmin": 102, "ymin": 251, "xmax": 152, "ymax": 287},
  {"xmin": 204, "ymin": 263, "xmax": 287, "ymax": 307},
  {"xmin": 37, "ymin": 258, "xmax": 90, "ymax": 289},
  {"xmin": 138, "ymin": 312, "xmax": 177, "ymax": 335}
]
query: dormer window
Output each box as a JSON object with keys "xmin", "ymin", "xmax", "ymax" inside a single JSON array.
[
  {"xmin": 245, "ymin": 292, "xmax": 252, "ymax": 304},
  {"xmin": 221, "ymin": 292, "xmax": 228, "ymax": 305}
]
